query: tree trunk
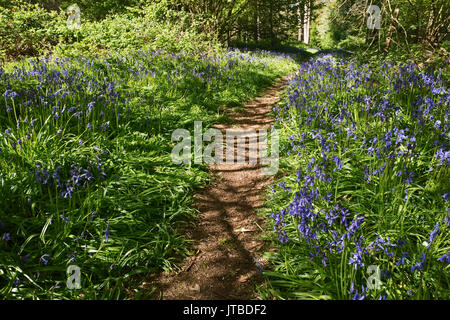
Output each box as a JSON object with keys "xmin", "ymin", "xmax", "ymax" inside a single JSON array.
[
  {"xmin": 297, "ymin": 3, "xmax": 303, "ymax": 42},
  {"xmin": 303, "ymin": 1, "xmax": 311, "ymax": 45}
]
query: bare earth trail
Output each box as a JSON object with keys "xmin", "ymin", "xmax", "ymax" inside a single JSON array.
[{"xmin": 152, "ymin": 75, "xmax": 291, "ymax": 300}]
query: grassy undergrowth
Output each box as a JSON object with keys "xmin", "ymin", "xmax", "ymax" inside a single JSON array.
[
  {"xmin": 259, "ymin": 53, "xmax": 449, "ymax": 300},
  {"xmin": 0, "ymin": 48, "xmax": 297, "ymax": 299},
  {"xmin": 0, "ymin": 1, "xmax": 216, "ymax": 64}
]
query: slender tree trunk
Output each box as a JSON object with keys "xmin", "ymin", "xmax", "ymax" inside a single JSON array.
[
  {"xmin": 303, "ymin": 1, "xmax": 311, "ymax": 45},
  {"xmin": 297, "ymin": 3, "xmax": 303, "ymax": 42}
]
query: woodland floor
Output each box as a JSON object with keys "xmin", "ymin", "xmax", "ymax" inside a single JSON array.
[{"xmin": 144, "ymin": 76, "xmax": 292, "ymax": 300}]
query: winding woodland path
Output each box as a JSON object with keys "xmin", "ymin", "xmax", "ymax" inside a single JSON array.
[{"xmin": 152, "ymin": 75, "xmax": 291, "ymax": 300}]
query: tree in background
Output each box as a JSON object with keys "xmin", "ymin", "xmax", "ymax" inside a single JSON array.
[
  {"xmin": 227, "ymin": 0, "xmax": 323, "ymax": 47},
  {"xmin": 1, "ymin": 0, "xmax": 447, "ymax": 60},
  {"xmin": 323, "ymin": 0, "xmax": 448, "ymax": 58}
]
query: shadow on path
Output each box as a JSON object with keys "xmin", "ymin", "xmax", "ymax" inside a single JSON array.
[{"xmin": 147, "ymin": 76, "xmax": 291, "ymax": 300}]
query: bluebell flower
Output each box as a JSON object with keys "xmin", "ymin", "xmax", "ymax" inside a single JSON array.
[
  {"xmin": 396, "ymin": 129, "xmax": 407, "ymax": 145},
  {"xmin": 332, "ymin": 155, "xmax": 342, "ymax": 171},
  {"xmin": 60, "ymin": 215, "xmax": 70, "ymax": 223},
  {"xmin": 364, "ymin": 166, "xmax": 371, "ymax": 184},
  {"xmin": 434, "ymin": 120, "xmax": 441, "ymax": 129},
  {"xmin": 403, "ymin": 189, "xmax": 409, "ymax": 202},
  {"xmin": 104, "ymin": 223, "xmax": 110, "ymax": 243},
  {"xmin": 68, "ymin": 253, "xmax": 76, "ymax": 264},
  {"xmin": 348, "ymin": 248, "xmax": 365, "ymax": 269},
  {"xmin": 442, "ymin": 193, "xmax": 449, "ymax": 202},
  {"xmin": 396, "ymin": 252, "xmax": 409, "ymax": 265},
  {"xmin": 404, "ymin": 171, "xmax": 415, "ymax": 185},
  {"xmin": 425, "ymin": 222, "xmax": 439, "ymax": 249},
  {"xmin": 443, "ymin": 216, "xmax": 450, "ymax": 225},
  {"xmin": 9, "ymin": 91, "xmax": 18, "ymax": 99},
  {"xmin": 438, "ymin": 252, "xmax": 449, "ymax": 263},
  {"xmin": 87, "ymin": 101, "xmax": 95, "ymax": 112},
  {"xmin": 349, "ymin": 283, "xmax": 367, "ymax": 300},
  {"xmin": 2, "ymin": 89, "xmax": 12, "ymax": 97},
  {"xmin": 61, "ymin": 184, "xmax": 74, "ymax": 199},
  {"xmin": 410, "ymin": 253, "xmax": 426, "ymax": 272},
  {"xmin": 41, "ymin": 254, "xmax": 51, "ymax": 265},
  {"xmin": 434, "ymin": 147, "xmax": 450, "ymax": 166},
  {"xmin": 253, "ymin": 258, "xmax": 263, "ymax": 274},
  {"xmin": 381, "ymin": 270, "xmax": 391, "ymax": 279},
  {"xmin": 74, "ymin": 231, "xmax": 85, "ymax": 242}
]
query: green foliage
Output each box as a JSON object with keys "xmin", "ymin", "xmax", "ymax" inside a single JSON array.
[
  {"xmin": 322, "ymin": 0, "xmax": 449, "ymax": 56},
  {"xmin": 337, "ymin": 35, "xmax": 366, "ymax": 50},
  {"xmin": 0, "ymin": 2, "xmax": 65, "ymax": 63},
  {"xmin": 310, "ymin": 3, "xmax": 334, "ymax": 49},
  {"xmin": 54, "ymin": 10, "xmax": 215, "ymax": 58},
  {"xmin": 0, "ymin": 1, "xmax": 219, "ymax": 64},
  {"xmin": 0, "ymin": 0, "xmax": 151, "ymax": 20}
]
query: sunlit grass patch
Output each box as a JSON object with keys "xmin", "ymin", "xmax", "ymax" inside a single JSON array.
[{"xmin": 0, "ymin": 48, "xmax": 298, "ymax": 299}]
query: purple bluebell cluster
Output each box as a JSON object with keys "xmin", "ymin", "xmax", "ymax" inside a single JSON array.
[
  {"xmin": 270, "ymin": 53, "xmax": 449, "ymax": 299},
  {"xmin": 31, "ymin": 159, "xmax": 106, "ymax": 199},
  {"xmin": 0, "ymin": 49, "xmax": 281, "ymax": 152},
  {"xmin": 349, "ymin": 282, "xmax": 368, "ymax": 300}
]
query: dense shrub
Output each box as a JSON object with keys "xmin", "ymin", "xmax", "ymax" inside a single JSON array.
[
  {"xmin": 0, "ymin": 2, "xmax": 66, "ymax": 62},
  {"xmin": 0, "ymin": 1, "xmax": 219, "ymax": 64}
]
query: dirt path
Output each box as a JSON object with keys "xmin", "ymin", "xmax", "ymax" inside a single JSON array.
[{"xmin": 151, "ymin": 76, "xmax": 290, "ymax": 300}]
